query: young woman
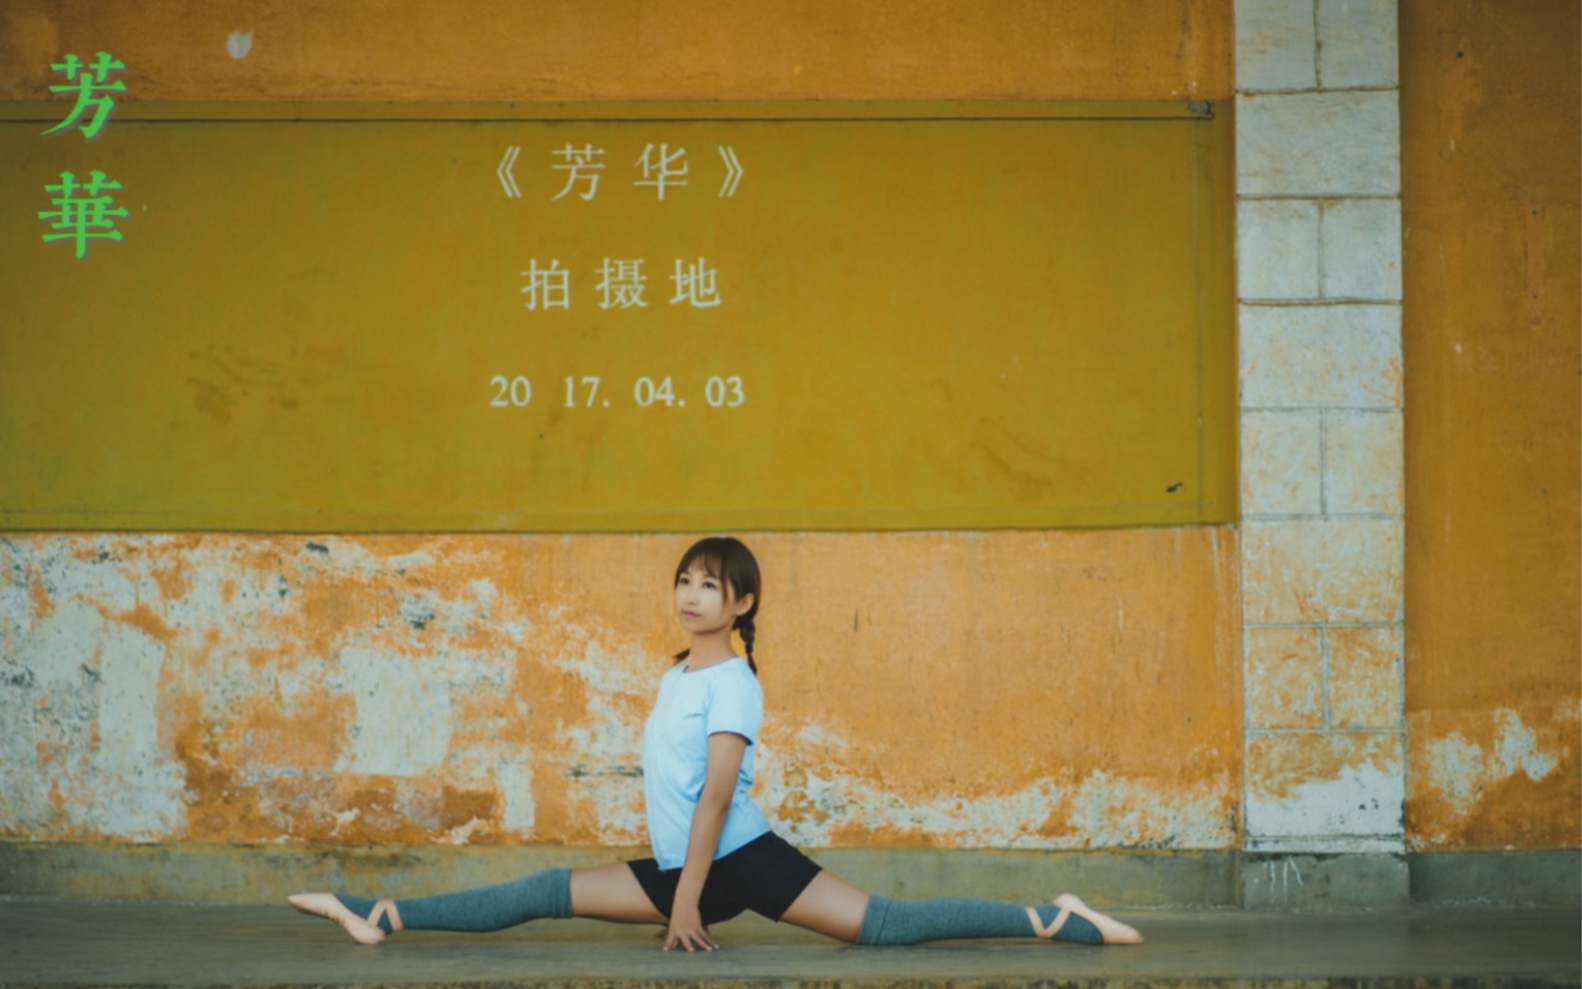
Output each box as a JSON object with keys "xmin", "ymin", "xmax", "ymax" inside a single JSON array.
[{"xmin": 289, "ymin": 536, "xmax": 1142, "ymax": 950}]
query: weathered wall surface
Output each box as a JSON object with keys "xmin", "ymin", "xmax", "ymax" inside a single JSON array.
[
  {"xmin": 1400, "ymin": 0, "xmax": 1581, "ymax": 850},
  {"xmin": 3, "ymin": 0, "xmax": 1577, "ymax": 863},
  {"xmin": 0, "ymin": 1, "xmax": 1244, "ymax": 854},
  {"xmin": 1, "ymin": 532, "xmax": 1240, "ymax": 848}
]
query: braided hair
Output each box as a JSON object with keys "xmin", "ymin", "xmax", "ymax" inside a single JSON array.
[
  {"xmin": 672, "ymin": 536, "xmax": 761, "ymax": 676},
  {"xmin": 734, "ymin": 614, "xmax": 757, "ymax": 673}
]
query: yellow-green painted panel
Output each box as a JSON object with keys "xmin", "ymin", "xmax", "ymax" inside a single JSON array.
[{"xmin": 0, "ymin": 102, "xmax": 1234, "ymax": 531}]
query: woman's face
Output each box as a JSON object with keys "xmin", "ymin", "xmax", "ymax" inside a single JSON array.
[{"xmin": 674, "ymin": 560, "xmax": 750, "ymax": 637}]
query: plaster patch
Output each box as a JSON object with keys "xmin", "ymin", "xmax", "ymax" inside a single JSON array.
[
  {"xmin": 537, "ymin": 633, "xmax": 654, "ymax": 843},
  {"xmin": 20, "ymin": 597, "xmax": 104, "ymax": 688},
  {"xmin": 546, "ymin": 628, "xmax": 658, "ymax": 697},
  {"xmin": 386, "ymin": 549, "xmax": 436, "ymax": 572},
  {"xmin": 334, "ymin": 648, "xmax": 454, "ymax": 775},
  {"xmin": 88, "ymin": 620, "xmax": 186, "ymax": 834},
  {"xmin": 1247, "ymin": 744, "xmax": 1404, "ymax": 840},
  {"xmin": 495, "ymin": 757, "xmax": 537, "ymax": 834},
  {"xmin": 1, "ymin": 540, "xmax": 191, "ymax": 838},
  {"xmin": 1066, "ymin": 770, "xmax": 1229, "ymax": 848},
  {"xmin": 1492, "ymin": 709, "xmax": 1559, "ymax": 781},
  {"xmin": 1424, "ymin": 732, "xmax": 1483, "ymax": 805},
  {"xmin": 328, "ymin": 808, "xmax": 360, "ymax": 838},
  {"xmin": 1423, "ymin": 708, "xmax": 1563, "ymax": 817}
]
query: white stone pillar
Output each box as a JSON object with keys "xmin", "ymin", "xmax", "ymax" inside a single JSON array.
[{"xmin": 1235, "ymin": 0, "xmax": 1406, "ymax": 905}]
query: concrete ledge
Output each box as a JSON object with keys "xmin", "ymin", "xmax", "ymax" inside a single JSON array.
[
  {"xmin": 5, "ymin": 842, "xmax": 1576, "ymax": 909},
  {"xmin": 812, "ymin": 847, "xmax": 1235, "ymax": 907},
  {"xmin": 1412, "ymin": 850, "xmax": 1582, "ymax": 907},
  {"xmin": 1241, "ymin": 852, "xmax": 1410, "ymax": 910},
  {"xmin": 0, "ymin": 842, "xmax": 643, "ymax": 905},
  {"xmin": 0, "ymin": 842, "xmax": 1236, "ymax": 907}
]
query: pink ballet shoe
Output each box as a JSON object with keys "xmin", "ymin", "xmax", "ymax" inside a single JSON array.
[
  {"xmin": 1026, "ymin": 893, "xmax": 1144, "ymax": 945},
  {"xmin": 287, "ymin": 892, "xmax": 400, "ymax": 945}
]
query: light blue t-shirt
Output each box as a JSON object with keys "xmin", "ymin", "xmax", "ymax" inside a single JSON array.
[{"xmin": 641, "ymin": 656, "xmax": 773, "ymax": 869}]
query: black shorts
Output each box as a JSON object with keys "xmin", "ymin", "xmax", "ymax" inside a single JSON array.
[{"xmin": 627, "ymin": 831, "xmax": 822, "ymax": 925}]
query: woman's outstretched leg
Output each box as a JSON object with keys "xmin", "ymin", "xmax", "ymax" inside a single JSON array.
[
  {"xmin": 568, "ymin": 862, "xmax": 669, "ymax": 925},
  {"xmin": 776, "ymin": 870, "xmax": 870, "ymax": 942},
  {"xmin": 288, "ymin": 867, "xmax": 575, "ymax": 944},
  {"xmin": 778, "ymin": 871, "xmax": 1143, "ymax": 946}
]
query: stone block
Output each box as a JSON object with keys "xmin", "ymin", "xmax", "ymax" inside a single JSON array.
[
  {"xmin": 1243, "ymin": 852, "xmax": 1409, "ymax": 909},
  {"xmin": 1324, "ymin": 409, "xmax": 1403, "ymax": 513},
  {"xmin": 1235, "ymin": 0, "xmax": 1318, "ymax": 91},
  {"xmin": 1240, "ymin": 304, "xmax": 1402, "ymax": 409},
  {"xmin": 1318, "ymin": 0, "xmax": 1399, "ymax": 89},
  {"xmin": 1238, "ymin": 91, "xmax": 1400, "ymax": 195},
  {"xmin": 1246, "ymin": 731, "xmax": 1405, "ymax": 840},
  {"xmin": 1321, "ymin": 198, "xmax": 1402, "ymax": 300},
  {"xmin": 1243, "ymin": 517, "xmax": 1403, "ymax": 623},
  {"xmin": 1241, "ymin": 410, "xmax": 1322, "ymax": 515},
  {"xmin": 1328, "ymin": 624, "xmax": 1403, "ymax": 729},
  {"xmin": 1238, "ymin": 199, "xmax": 1320, "ymax": 299},
  {"xmin": 1245, "ymin": 626, "xmax": 1324, "ymax": 729}
]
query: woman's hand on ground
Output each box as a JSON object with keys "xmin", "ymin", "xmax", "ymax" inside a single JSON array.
[{"xmin": 662, "ymin": 904, "xmax": 716, "ymax": 952}]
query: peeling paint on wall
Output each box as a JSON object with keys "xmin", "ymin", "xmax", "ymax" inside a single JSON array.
[
  {"xmin": 1245, "ymin": 733, "xmax": 1405, "ymax": 849},
  {"xmin": 757, "ymin": 719, "xmax": 1235, "ymax": 850},
  {"xmin": 1425, "ymin": 709, "xmax": 1561, "ymax": 803},
  {"xmin": 0, "ymin": 530, "xmax": 1241, "ymax": 850},
  {"xmin": 1408, "ymin": 705, "xmax": 1579, "ymax": 849}
]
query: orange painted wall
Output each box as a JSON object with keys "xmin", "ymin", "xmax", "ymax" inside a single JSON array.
[
  {"xmin": 5, "ymin": 0, "xmax": 1579, "ymax": 856},
  {"xmin": 1400, "ymin": 0, "xmax": 1581, "ymax": 850},
  {"xmin": 0, "ymin": 1, "xmax": 1242, "ymax": 851},
  {"xmin": 1, "ymin": 0, "xmax": 1232, "ymax": 103},
  {"xmin": 4, "ymin": 532, "xmax": 1241, "ymax": 849}
]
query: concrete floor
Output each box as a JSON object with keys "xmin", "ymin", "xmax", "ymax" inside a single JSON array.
[{"xmin": 0, "ymin": 896, "xmax": 1577, "ymax": 988}]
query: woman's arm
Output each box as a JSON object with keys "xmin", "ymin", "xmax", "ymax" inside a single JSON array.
[{"xmin": 664, "ymin": 731, "xmax": 749, "ymax": 952}]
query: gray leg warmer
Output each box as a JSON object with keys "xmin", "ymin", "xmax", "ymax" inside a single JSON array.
[
  {"xmin": 856, "ymin": 895, "xmax": 1103, "ymax": 946},
  {"xmin": 337, "ymin": 867, "xmax": 572, "ymax": 934}
]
